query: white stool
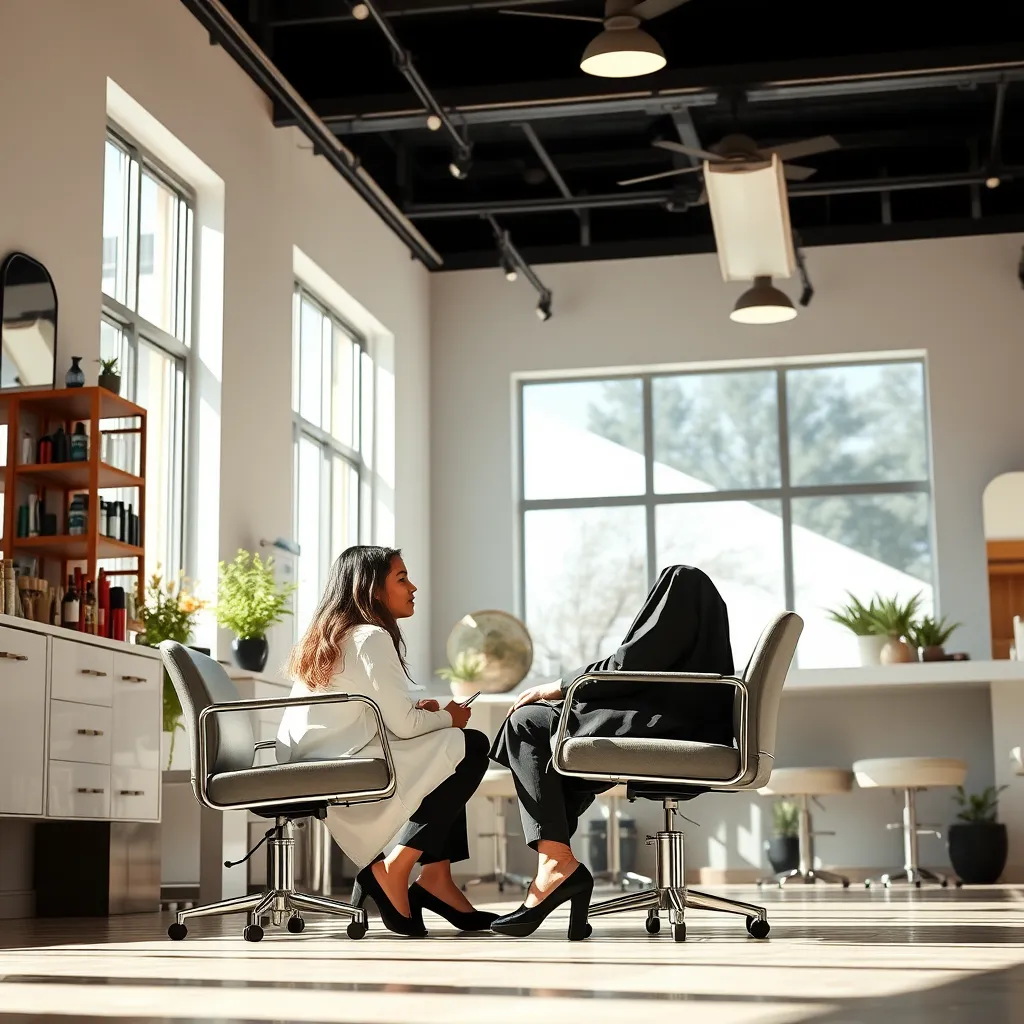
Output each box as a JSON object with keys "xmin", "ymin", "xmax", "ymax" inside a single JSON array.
[
  {"xmin": 758, "ymin": 767, "xmax": 854, "ymax": 887},
  {"xmin": 853, "ymin": 756, "xmax": 967, "ymax": 888},
  {"xmin": 464, "ymin": 769, "xmax": 531, "ymax": 893}
]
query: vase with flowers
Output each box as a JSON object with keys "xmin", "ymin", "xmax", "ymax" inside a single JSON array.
[{"xmin": 136, "ymin": 568, "xmax": 207, "ymax": 769}]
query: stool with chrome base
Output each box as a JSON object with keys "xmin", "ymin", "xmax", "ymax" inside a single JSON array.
[
  {"xmin": 464, "ymin": 768, "xmax": 531, "ymax": 894},
  {"xmin": 758, "ymin": 767, "xmax": 854, "ymax": 888},
  {"xmin": 160, "ymin": 641, "xmax": 396, "ymax": 941},
  {"xmin": 853, "ymin": 756, "xmax": 967, "ymax": 889},
  {"xmin": 552, "ymin": 612, "xmax": 803, "ymax": 941}
]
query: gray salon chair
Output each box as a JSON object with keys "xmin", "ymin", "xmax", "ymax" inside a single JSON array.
[
  {"xmin": 552, "ymin": 611, "xmax": 803, "ymax": 942},
  {"xmin": 160, "ymin": 642, "xmax": 396, "ymax": 942}
]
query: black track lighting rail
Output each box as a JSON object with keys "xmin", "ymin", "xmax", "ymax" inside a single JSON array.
[{"xmin": 487, "ymin": 215, "xmax": 553, "ymax": 319}]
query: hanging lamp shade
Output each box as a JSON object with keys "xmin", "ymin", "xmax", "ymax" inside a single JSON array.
[
  {"xmin": 730, "ymin": 276, "xmax": 797, "ymax": 324},
  {"xmin": 580, "ymin": 20, "xmax": 666, "ymax": 78}
]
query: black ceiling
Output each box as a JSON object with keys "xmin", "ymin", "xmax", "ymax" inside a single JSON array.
[{"xmin": 218, "ymin": 0, "xmax": 1024, "ymax": 270}]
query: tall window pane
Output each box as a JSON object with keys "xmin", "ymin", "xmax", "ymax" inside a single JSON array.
[
  {"xmin": 296, "ymin": 435, "xmax": 323, "ymax": 632},
  {"xmin": 523, "ymin": 379, "xmax": 645, "ymax": 500},
  {"xmin": 101, "ymin": 140, "xmax": 130, "ymax": 304},
  {"xmin": 137, "ymin": 171, "xmax": 180, "ymax": 336},
  {"xmin": 298, "ymin": 298, "xmax": 324, "ymax": 428},
  {"xmin": 331, "ymin": 456, "xmax": 360, "ymax": 560},
  {"xmin": 331, "ymin": 325, "xmax": 357, "ymax": 450}
]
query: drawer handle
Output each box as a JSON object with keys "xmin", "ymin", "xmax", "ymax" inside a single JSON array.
[
  {"xmin": 76, "ymin": 728, "xmax": 105, "ymax": 737},
  {"xmin": 75, "ymin": 787, "xmax": 105, "ymax": 795},
  {"xmin": 80, "ymin": 669, "xmax": 109, "ymax": 677},
  {"xmin": 121, "ymin": 675, "xmax": 147, "ymax": 683},
  {"xmin": 0, "ymin": 652, "xmax": 28, "ymax": 661},
  {"xmin": 118, "ymin": 789, "xmax": 145, "ymax": 797}
]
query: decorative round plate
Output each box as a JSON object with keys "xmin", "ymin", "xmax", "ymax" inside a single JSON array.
[{"xmin": 445, "ymin": 610, "xmax": 534, "ymax": 693}]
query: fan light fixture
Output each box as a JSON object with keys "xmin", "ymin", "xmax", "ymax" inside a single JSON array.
[
  {"xmin": 730, "ymin": 277, "xmax": 797, "ymax": 325},
  {"xmin": 580, "ymin": 18, "xmax": 665, "ymax": 78}
]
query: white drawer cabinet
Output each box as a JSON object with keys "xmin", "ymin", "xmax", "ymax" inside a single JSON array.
[
  {"xmin": 111, "ymin": 767, "xmax": 159, "ymax": 821},
  {"xmin": 47, "ymin": 760, "xmax": 112, "ymax": 818},
  {"xmin": 51, "ymin": 638, "xmax": 114, "ymax": 706},
  {"xmin": 0, "ymin": 625, "xmax": 47, "ymax": 815},
  {"xmin": 112, "ymin": 652, "xmax": 161, "ymax": 772},
  {"xmin": 49, "ymin": 700, "xmax": 114, "ymax": 765}
]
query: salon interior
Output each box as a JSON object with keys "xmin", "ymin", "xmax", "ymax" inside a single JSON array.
[{"xmin": 1, "ymin": 1, "xmax": 1023, "ymax": 1021}]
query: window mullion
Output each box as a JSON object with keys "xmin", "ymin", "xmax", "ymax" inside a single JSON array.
[
  {"xmin": 642, "ymin": 375, "xmax": 656, "ymax": 589},
  {"xmin": 776, "ymin": 369, "xmax": 796, "ymax": 614}
]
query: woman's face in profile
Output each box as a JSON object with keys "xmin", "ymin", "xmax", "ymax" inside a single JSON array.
[{"xmin": 382, "ymin": 556, "xmax": 417, "ymax": 619}]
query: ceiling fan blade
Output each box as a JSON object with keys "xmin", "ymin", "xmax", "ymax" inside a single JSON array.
[
  {"xmin": 498, "ymin": 8, "xmax": 604, "ymax": 22},
  {"xmin": 629, "ymin": 0, "xmax": 694, "ymax": 20},
  {"xmin": 653, "ymin": 139, "xmax": 723, "ymax": 162},
  {"xmin": 618, "ymin": 166, "xmax": 703, "ymax": 186},
  {"xmin": 765, "ymin": 135, "xmax": 840, "ymax": 161},
  {"xmin": 783, "ymin": 164, "xmax": 818, "ymax": 182}
]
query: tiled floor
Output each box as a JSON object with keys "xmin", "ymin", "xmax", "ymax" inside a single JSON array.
[{"xmin": 1, "ymin": 885, "xmax": 1023, "ymax": 1024}]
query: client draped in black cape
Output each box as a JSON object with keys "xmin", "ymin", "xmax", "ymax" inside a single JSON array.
[{"xmin": 488, "ymin": 565, "xmax": 735, "ymax": 938}]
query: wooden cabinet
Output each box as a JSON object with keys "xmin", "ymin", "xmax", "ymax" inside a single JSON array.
[
  {"xmin": 0, "ymin": 624, "xmax": 47, "ymax": 815},
  {"xmin": 988, "ymin": 540, "xmax": 1024, "ymax": 659}
]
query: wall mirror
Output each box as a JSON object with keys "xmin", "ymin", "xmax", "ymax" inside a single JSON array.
[{"xmin": 0, "ymin": 252, "xmax": 57, "ymax": 389}]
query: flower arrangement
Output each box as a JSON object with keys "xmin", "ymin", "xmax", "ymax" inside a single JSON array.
[{"xmin": 136, "ymin": 568, "xmax": 207, "ymax": 767}]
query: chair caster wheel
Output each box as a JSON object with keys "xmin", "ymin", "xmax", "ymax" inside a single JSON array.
[
  {"xmin": 842, "ymin": 880, "xmax": 850, "ymax": 889},
  {"xmin": 940, "ymin": 880, "xmax": 949, "ymax": 888},
  {"xmin": 645, "ymin": 915, "xmax": 661, "ymax": 935},
  {"xmin": 672, "ymin": 921, "xmax": 686, "ymax": 942},
  {"xmin": 347, "ymin": 920, "xmax": 367, "ymax": 940},
  {"xmin": 497, "ymin": 883, "xmax": 505, "ymax": 894},
  {"xmin": 167, "ymin": 923, "xmax": 187, "ymax": 941},
  {"xmin": 955, "ymin": 879, "xmax": 964, "ymax": 889},
  {"xmin": 914, "ymin": 881, "xmax": 922, "ymax": 889},
  {"xmin": 243, "ymin": 924, "xmax": 264, "ymax": 942},
  {"xmin": 287, "ymin": 916, "xmax": 305, "ymax": 933},
  {"xmin": 746, "ymin": 917, "xmax": 770, "ymax": 939},
  {"xmin": 864, "ymin": 880, "xmax": 872, "ymax": 889}
]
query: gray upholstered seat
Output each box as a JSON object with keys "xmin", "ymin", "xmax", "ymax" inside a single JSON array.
[
  {"xmin": 208, "ymin": 757, "xmax": 390, "ymax": 805},
  {"xmin": 559, "ymin": 736, "xmax": 740, "ymax": 781}
]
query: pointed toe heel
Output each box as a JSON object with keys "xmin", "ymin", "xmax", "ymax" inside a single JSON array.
[
  {"xmin": 353, "ymin": 865, "xmax": 427, "ymax": 938},
  {"xmin": 491, "ymin": 864, "xmax": 594, "ymax": 940},
  {"xmin": 408, "ymin": 884, "xmax": 497, "ymax": 933}
]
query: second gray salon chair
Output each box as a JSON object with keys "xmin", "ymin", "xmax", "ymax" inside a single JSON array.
[
  {"xmin": 552, "ymin": 611, "xmax": 803, "ymax": 942},
  {"xmin": 160, "ymin": 641, "xmax": 396, "ymax": 942}
]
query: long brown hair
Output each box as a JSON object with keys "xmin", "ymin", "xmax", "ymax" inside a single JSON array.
[{"xmin": 288, "ymin": 545, "xmax": 410, "ymax": 691}]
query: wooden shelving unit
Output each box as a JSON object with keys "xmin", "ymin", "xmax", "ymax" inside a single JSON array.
[{"xmin": 0, "ymin": 387, "xmax": 147, "ymax": 598}]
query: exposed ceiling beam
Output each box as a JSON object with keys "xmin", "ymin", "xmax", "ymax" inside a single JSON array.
[
  {"xmin": 267, "ymin": 0, "xmax": 565, "ymax": 25},
  {"xmin": 403, "ymin": 168, "xmax": 1024, "ymax": 218},
  {"xmin": 519, "ymin": 123, "xmax": 581, "ymax": 224},
  {"xmin": 670, "ymin": 107, "xmax": 703, "ymax": 167},
  {"xmin": 284, "ymin": 49, "xmax": 1024, "ymax": 135}
]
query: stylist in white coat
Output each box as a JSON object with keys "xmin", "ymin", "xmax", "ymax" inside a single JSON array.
[{"xmin": 277, "ymin": 545, "xmax": 495, "ymax": 937}]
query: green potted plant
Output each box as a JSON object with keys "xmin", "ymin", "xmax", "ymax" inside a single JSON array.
[
  {"xmin": 97, "ymin": 357, "xmax": 121, "ymax": 395},
  {"xmin": 825, "ymin": 592, "xmax": 885, "ymax": 665},
  {"xmin": 908, "ymin": 614, "xmax": 961, "ymax": 662},
  {"xmin": 436, "ymin": 650, "xmax": 485, "ymax": 700},
  {"xmin": 866, "ymin": 592, "xmax": 923, "ymax": 664},
  {"xmin": 216, "ymin": 549, "xmax": 296, "ymax": 673},
  {"xmin": 949, "ymin": 785, "xmax": 1009, "ymax": 884},
  {"xmin": 136, "ymin": 569, "xmax": 206, "ymax": 769},
  {"xmin": 765, "ymin": 799, "xmax": 800, "ymax": 875}
]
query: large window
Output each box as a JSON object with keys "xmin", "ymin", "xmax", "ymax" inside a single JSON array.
[
  {"xmin": 518, "ymin": 360, "xmax": 934, "ymax": 672},
  {"xmin": 101, "ymin": 129, "xmax": 192, "ymax": 583},
  {"xmin": 292, "ymin": 286, "xmax": 373, "ymax": 634}
]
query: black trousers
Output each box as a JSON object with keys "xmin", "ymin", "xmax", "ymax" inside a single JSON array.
[
  {"xmin": 489, "ymin": 703, "xmax": 612, "ymax": 849},
  {"xmin": 391, "ymin": 728, "xmax": 490, "ymax": 864}
]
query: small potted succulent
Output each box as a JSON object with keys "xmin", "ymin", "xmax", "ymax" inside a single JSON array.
[
  {"xmin": 215, "ymin": 549, "xmax": 296, "ymax": 673},
  {"xmin": 765, "ymin": 799, "xmax": 800, "ymax": 875},
  {"xmin": 908, "ymin": 614, "xmax": 961, "ymax": 662},
  {"xmin": 97, "ymin": 357, "xmax": 121, "ymax": 395},
  {"xmin": 825, "ymin": 592, "xmax": 885, "ymax": 665},
  {"xmin": 868, "ymin": 593, "xmax": 923, "ymax": 664},
  {"xmin": 949, "ymin": 785, "xmax": 1009, "ymax": 884},
  {"xmin": 436, "ymin": 650, "xmax": 485, "ymax": 700}
]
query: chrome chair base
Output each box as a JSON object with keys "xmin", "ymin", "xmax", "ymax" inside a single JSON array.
[
  {"xmin": 760, "ymin": 868, "xmax": 850, "ymax": 888},
  {"xmin": 866, "ymin": 867, "xmax": 954, "ymax": 889},
  {"xmin": 167, "ymin": 818, "xmax": 367, "ymax": 941},
  {"xmin": 587, "ymin": 800, "xmax": 770, "ymax": 942}
]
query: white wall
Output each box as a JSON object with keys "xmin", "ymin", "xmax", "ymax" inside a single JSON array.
[
  {"xmin": 431, "ymin": 232, "xmax": 1024, "ymax": 871},
  {"xmin": 0, "ymin": 0, "xmax": 432, "ymax": 678}
]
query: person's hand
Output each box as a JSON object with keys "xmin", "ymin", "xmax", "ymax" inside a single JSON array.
[
  {"xmin": 445, "ymin": 700, "xmax": 472, "ymax": 729},
  {"xmin": 507, "ymin": 681, "xmax": 563, "ymax": 716},
  {"xmin": 415, "ymin": 699, "xmax": 440, "ymax": 712}
]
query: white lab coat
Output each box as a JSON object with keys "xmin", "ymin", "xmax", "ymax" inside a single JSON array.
[{"xmin": 275, "ymin": 625, "xmax": 464, "ymax": 868}]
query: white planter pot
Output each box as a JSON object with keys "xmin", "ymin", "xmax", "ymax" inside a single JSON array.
[
  {"xmin": 449, "ymin": 679, "xmax": 478, "ymax": 700},
  {"xmin": 161, "ymin": 728, "xmax": 190, "ymax": 772},
  {"xmin": 857, "ymin": 635, "xmax": 887, "ymax": 666}
]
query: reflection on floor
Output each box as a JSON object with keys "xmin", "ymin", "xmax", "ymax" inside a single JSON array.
[{"xmin": 0, "ymin": 885, "xmax": 1023, "ymax": 1024}]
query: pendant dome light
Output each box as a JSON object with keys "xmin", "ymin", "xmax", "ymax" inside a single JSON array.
[
  {"xmin": 729, "ymin": 277, "xmax": 797, "ymax": 324},
  {"xmin": 580, "ymin": 17, "xmax": 666, "ymax": 78}
]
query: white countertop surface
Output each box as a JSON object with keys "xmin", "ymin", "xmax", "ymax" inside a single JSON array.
[
  {"xmin": 471, "ymin": 659, "xmax": 1024, "ymax": 703},
  {"xmin": 0, "ymin": 612, "xmax": 161, "ymax": 657}
]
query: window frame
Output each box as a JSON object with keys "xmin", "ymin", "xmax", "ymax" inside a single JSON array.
[
  {"xmin": 101, "ymin": 125, "xmax": 194, "ymax": 580},
  {"xmin": 516, "ymin": 356, "xmax": 934, "ymax": 649},
  {"xmin": 291, "ymin": 283, "xmax": 372, "ymax": 630}
]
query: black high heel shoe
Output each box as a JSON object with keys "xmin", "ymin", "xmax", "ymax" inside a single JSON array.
[
  {"xmin": 408, "ymin": 883, "xmax": 498, "ymax": 933},
  {"xmin": 352, "ymin": 863, "xmax": 427, "ymax": 938},
  {"xmin": 490, "ymin": 864, "xmax": 593, "ymax": 940}
]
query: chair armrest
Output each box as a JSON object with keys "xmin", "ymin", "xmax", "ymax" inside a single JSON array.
[
  {"xmin": 552, "ymin": 671, "xmax": 751, "ymax": 788},
  {"xmin": 196, "ymin": 693, "xmax": 396, "ymax": 808}
]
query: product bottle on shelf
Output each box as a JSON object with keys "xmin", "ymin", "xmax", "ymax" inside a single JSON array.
[
  {"xmin": 68, "ymin": 495, "xmax": 87, "ymax": 536},
  {"xmin": 70, "ymin": 423, "xmax": 88, "ymax": 462},
  {"xmin": 84, "ymin": 582, "xmax": 97, "ymax": 635},
  {"xmin": 109, "ymin": 587, "xmax": 126, "ymax": 642},
  {"xmin": 62, "ymin": 576, "xmax": 79, "ymax": 629}
]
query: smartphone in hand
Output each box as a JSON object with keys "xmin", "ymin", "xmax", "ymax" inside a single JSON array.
[{"xmin": 460, "ymin": 691, "xmax": 482, "ymax": 708}]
